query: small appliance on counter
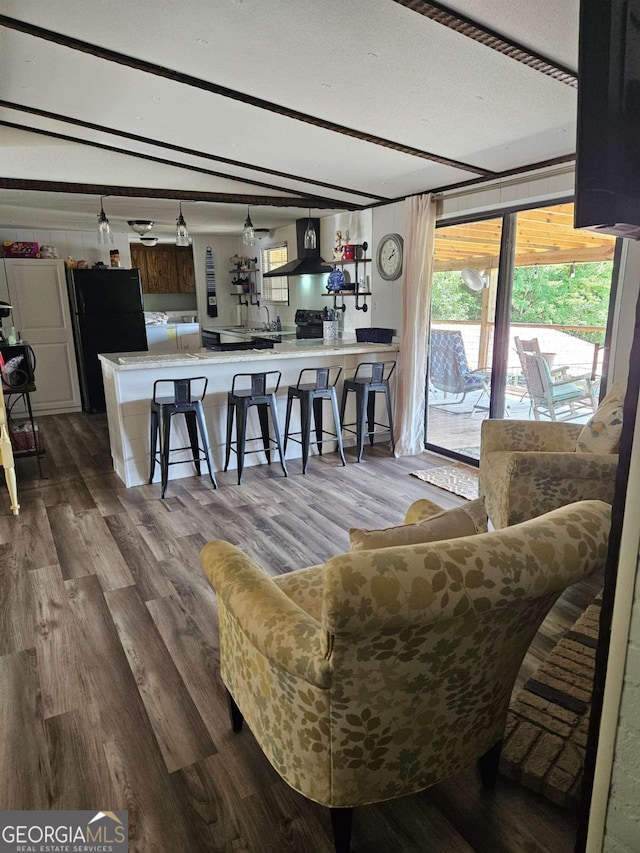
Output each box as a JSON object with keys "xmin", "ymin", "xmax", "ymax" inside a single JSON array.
[{"xmin": 294, "ymin": 309, "xmax": 325, "ymax": 339}]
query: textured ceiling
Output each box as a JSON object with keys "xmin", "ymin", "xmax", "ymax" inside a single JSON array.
[{"xmin": 0, "ymin": 0, "xmax": 580, "ymax": 235}]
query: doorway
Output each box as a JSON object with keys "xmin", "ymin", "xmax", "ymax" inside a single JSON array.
[{"xmin": 424, "ymin": 201, "xmax": 617, "ymax": 463}]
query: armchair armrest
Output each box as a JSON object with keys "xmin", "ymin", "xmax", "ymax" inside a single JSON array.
[
  {"xmin": 481, "ymin": 419, "xmax": 582, "ymax": 454},
  {"xmin": 403, "ymin": 498, "xmax": 444, "ymax": 525},
  {"xmin": 200, "ymin": 541, "xmax": 330, "ymax": 687}
]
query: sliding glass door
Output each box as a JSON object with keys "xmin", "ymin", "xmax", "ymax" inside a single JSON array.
[
  {"xmin": 425, "ymin": 216, "xmax": 503, "ymax": 460},
  {"xmin": 425, "ymin": 202, "xmax": 616, "ymax": 463}
]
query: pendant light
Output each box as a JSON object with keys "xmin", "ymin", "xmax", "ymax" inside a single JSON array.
[
  {"xmin": 303, "ymin": 209, "xmax": 317, "ymax": 250},
  {"xmin": 97, "ymin": 197, "xmax": 113, "ymax": 245},
  {"xmin": 569, "ymin": 262, "xmax": 576, "ymax": 278},
  {"xmin": 176, "ymin": 202, "xmax": 191, "ymax": 246},
  {"xmin": 242, "ymin": 206, "xmax": 255, "ymax": 246}
]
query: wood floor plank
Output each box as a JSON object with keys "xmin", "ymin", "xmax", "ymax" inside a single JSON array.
[
  {"xmin": 74, "ymin": 509, "xmax": 136, "ymax": 592},
  {"xmin": 168, "ymin": 754, "xmax": 246, "ymax": 852},
  {"xmin": 45, "ymin": 709, "xmax": 116, "ymax": 810},
  {"xmin": 30, "ymin": 564, "xmax": 83, "ymax": 718},
  {"xmin": 105, "ymin": 584, "xmax": 216, "ymax": 772},
  {"xmin": 103, "ymin": 513, "xmax": 174, "ymax": 600},
  {"xmin": 0, "ymin": 649, "xmax": 52, "ymax": 809},
  {"xmin": 0, "ymin": 542, "xmax": 36, "ymax": 655},
  {"xmin": 47, "ymin": 503, "xmax": 96, "ymax": 580},
  {"xmin": 146, "ymin": 593, "xmax": 228, "ymax": 745},
  {"xmin": 102, "ymin": 737, "xmax": 201, "ymax": 853}
]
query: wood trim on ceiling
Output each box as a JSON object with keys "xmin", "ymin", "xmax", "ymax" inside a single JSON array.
[
  {"xmin": 0, "ymin": 178, "xmax": 350, "ymax": 208},
  {"xmin": 0, "ymin": 100, "xmax": 388, "ymax": 204},
  {"xmin": 0, "ymin": 14, "xmax": 492, "ymax": 177},
  {"xmin": 391, "ymin": 0, "xmax": 577, "ymax": 87},
  {"xmin": 0, "ymin": 119, "xmax": 355, "ymax": 209},
  {"xmin": 366, "ymin": 152, "xmax": 576, "ymax": 209}
]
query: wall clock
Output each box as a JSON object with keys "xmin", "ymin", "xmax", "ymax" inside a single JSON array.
[{"xmin": 376, "ymin": 233, "xmax": 404, "ymax": 281}]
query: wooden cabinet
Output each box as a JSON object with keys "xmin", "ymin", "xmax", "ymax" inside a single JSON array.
[
  {"xmin": 130, "ymin": 243, "xmax": 196, "ymax": 294},
  {"xmin": 175, "ymin": 247, "xmax": 196, "ymax": 293}
]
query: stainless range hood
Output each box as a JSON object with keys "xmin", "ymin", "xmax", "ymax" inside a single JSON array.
[{"xmin": 262, "ymin": 218, "xmax": 332, "ymax": 277}]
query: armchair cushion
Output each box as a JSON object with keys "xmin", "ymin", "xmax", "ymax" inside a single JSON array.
[
  {"xmin": 577, "ymin": 379, "xmax": 626, "ymax": 453},
  {"xmin": 348, "ymin": 497, "xmax": 487, "ymax": 551}
]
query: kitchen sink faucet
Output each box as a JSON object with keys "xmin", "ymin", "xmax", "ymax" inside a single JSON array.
[{"xmin": 260, "ymin": 305, "xmax": 271, "ymax": 330}]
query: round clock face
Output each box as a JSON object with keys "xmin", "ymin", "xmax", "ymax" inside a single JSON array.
[{"xmin": 377, "ymin": 233, "xmax": 403, "ymax": 280}]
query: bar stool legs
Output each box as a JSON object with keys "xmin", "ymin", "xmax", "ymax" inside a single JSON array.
[
  {"xmin": 224, "ymin": 371, "xmax": 288, "ymax": 485},
  {"xmin": 284, "ymin": 366, "xmax": 346, "ymax": 473},
  {"xmin": 149, "ymin": 377, "xmax": 217, "ymax": 499},
  {"xmin": 340, "ymin": 361, "xmax": 396, "ymax": 462}
]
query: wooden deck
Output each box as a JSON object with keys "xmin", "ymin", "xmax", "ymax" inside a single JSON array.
[{"xmin": 0, "ymin": 412, "xmax": 601, "ymax": 852}]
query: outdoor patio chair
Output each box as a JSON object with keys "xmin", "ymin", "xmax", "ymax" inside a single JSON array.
[
  {"xmin": 514, "ymin": 337, "xmax": 598, "ymax": 421},
  {"xmin": 428, "ymin": 329, "xmax": 486, "ymax": 407}
]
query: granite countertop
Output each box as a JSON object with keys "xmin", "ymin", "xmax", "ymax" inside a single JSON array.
[{"xmin": 99, "ymin": 339, "xmax": 399, "ymax": 371}]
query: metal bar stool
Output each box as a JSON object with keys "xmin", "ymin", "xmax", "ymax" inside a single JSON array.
[
  {"xmin": 340, "ymin": 360, "xmax": 396, "ymax": 462},
  {"xmin": 149, "ymin": 376, "xmax": 217, "ymax": 498},
  {"xmin": 224, "ymin": 371, "xmax": 288, "ymax": 485},
  {"xmin": 284, "ymin": 366, "xmax": 347, "ymax": 473}
]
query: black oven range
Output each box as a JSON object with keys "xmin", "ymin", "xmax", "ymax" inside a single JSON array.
[{"xmin": 295, "ymin": 309, "xmax": 324, "ymax": 339}]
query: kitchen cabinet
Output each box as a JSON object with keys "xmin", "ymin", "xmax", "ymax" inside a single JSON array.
[
  {"xmin": 2, "ymin": 259, "xmax": 82, "ymax": 414},
  {"xmin": 130, "ymin": 243, "xmax": 196, "ymax": 294},
  {"xmin": 146, "ymin": 323, "xmax": 200, "ymax": 352}
]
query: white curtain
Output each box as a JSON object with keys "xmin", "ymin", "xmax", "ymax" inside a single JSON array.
[{"xmin": 394, "ymin": 193, "xmax": 436, "ymax": 456}]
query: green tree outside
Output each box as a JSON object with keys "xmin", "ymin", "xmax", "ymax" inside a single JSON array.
[{"xmin": 431, "ymin": 262, "xmax": 612, "ymax": 344}]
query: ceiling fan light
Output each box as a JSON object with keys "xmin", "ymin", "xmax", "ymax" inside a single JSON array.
[
  {"xmin": 243, "ymin": 207, "xmax": 255, "ymax": 246},
  {"xmin": 128, "ymin": 220, "xmax": 154, "ymax": 236}
]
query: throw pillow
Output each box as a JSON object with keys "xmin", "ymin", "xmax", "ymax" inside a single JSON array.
[
  {"xmin": 349, "ymin": 497, "xmax": 487, "ymax": 551},
  {"xmin": 576, "ymin": 380, "xmax": 626, "ymax": 453}
]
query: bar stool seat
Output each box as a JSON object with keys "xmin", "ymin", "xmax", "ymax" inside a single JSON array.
[
  {"xmin": 224, "ymin": 371, "xmax": 288, "ymax": 484},
  {"xmin": 284, "ymin": 366, "xmax": 347, "ymax": 473},
  {"xmin": 340, "ymin": 360, "xmax": 396, "ymax": 462},
  {"xmin": 149, "ymin": 376, "xmax": 217, "ymax": 498}
]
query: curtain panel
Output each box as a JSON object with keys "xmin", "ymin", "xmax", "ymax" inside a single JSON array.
[{"xmin": 394, "ymin": 194, "xmax": 436, "ymax": 456}]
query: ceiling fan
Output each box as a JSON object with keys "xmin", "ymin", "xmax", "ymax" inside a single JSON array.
[{"xmin": 461, "ymin": 268, "xmax": 489, "ymax": 291}]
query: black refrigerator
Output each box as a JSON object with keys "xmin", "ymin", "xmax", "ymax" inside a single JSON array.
[{"xmin": 67, "ymin": 268, "xmax": 148, "ymax": 413}]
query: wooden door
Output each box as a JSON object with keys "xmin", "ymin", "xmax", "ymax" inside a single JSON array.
[
  {"xmin": 4, "ymin": 259, "xmax": 81, "ymax": 413},
  {"xmin": 144, "ymin": 246, "xmax": 178, "ymax": 293},
  {"xmin": 175, "ymin": 247, "xmax": 196, "ymax": 292}
]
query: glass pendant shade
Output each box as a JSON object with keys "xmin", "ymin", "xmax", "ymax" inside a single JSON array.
[
  {"xmin": 176, "ymin": 203, "xmax": 190, "ymax": 246},
  {"xmin": 303, "ymin": 211, "xmax": 317, "ymax": 250},
  {"xmin": 97, "ymin": 198, "xmax": 113, "ymax": 245},
  {"xmin": 243, "ymin": 207, "xmax": 255, "ymax": 246}
]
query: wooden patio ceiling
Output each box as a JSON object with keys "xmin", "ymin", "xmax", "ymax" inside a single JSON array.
[{"xmin": 434, "ymin": 203, "xmax": 616, "ymax": 272}]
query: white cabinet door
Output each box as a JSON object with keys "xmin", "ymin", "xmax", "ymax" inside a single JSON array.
[
  {"xmin": 4, "ymin": 259, "xmax": 81, "ymax": 414},
  {"xmin": 145, "ymin": 325, "xmax": 178, "ymax": 351}
]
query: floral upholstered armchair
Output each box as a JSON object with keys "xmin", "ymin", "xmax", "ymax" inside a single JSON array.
[
  {"xmin": 200, "ymin": 498, "xmax": 610, "ymax": 853},
  {"xmin": 479, "ymin": 379, "xmax": 625, "ymax": 529}
]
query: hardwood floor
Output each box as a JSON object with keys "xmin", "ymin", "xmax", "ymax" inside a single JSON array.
[{"xmin": 0, "ymin": 412, "xmax": 598, "ymax": 852}]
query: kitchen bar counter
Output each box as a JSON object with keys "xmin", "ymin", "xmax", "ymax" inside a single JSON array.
[{"xmin": 99, "ymin": 340, "xmax": 399, "ymax": 488}]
